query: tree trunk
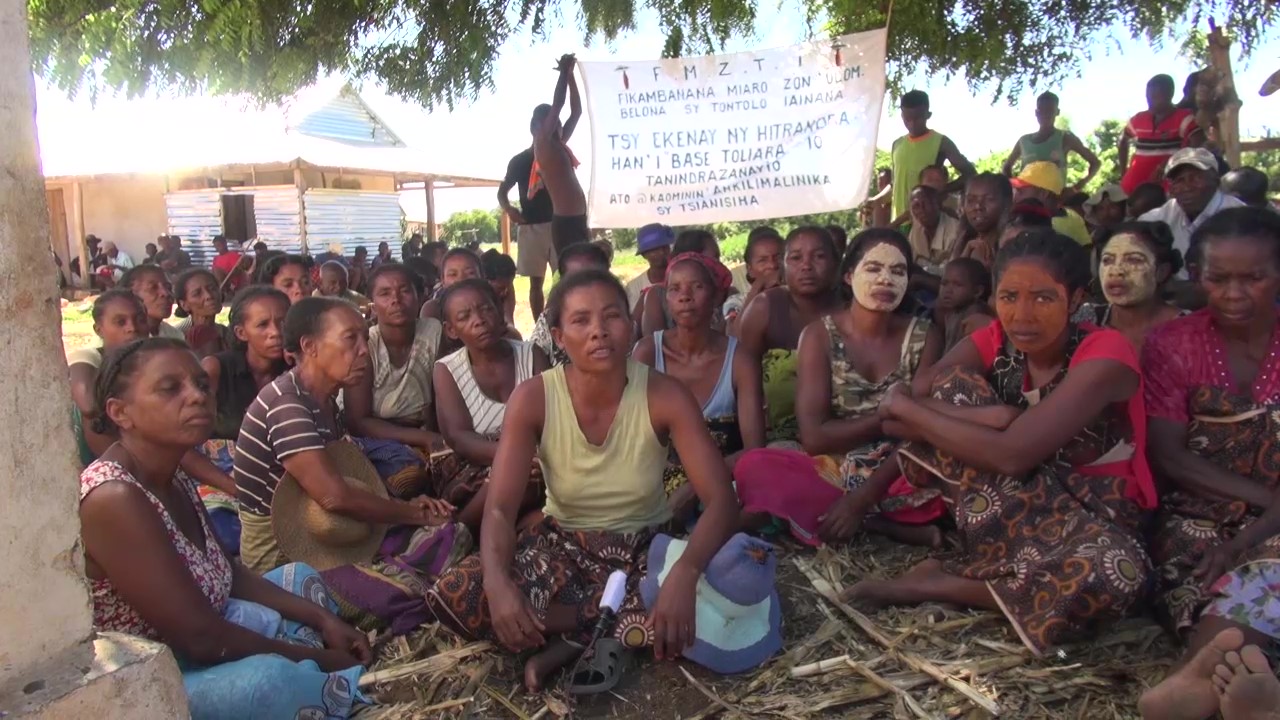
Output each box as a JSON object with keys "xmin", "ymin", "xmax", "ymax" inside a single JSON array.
[{"xmin": 0, "ymin": 0, "xmax": 94, "ymax": 683}]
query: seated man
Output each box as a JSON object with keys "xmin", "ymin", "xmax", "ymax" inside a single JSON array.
[{"xmin": 315, "ymin": 260, "xmax": 371, "ymax": 313}]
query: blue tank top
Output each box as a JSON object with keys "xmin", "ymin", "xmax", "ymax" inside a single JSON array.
[{"xmin": 654, "ymin": 332, "xmax": 738, "ymax": 419}]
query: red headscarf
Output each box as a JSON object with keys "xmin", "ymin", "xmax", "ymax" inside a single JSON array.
[{"xmin": 665, "ymin": 252, "xmax": 733, "ymax": 297}]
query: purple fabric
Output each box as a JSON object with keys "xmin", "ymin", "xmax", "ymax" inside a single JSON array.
[{"xmin": 353, "ymin": 437, "xmax": 422, "ymax": 480}]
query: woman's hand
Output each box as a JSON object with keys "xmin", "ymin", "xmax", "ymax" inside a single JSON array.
[
  {"xmin": 317, "ymin": 613, "xmax": 373, "ymax": 666},
  {"xmin": 649, "ymin": 563, "xmax": 698, "ymax": 661},
  {"xmin": 817, "ymin": 490, "xmax": 874, "ymax": 543},
  {"xmin": 309, "ymin": 647, "xmax": 367, "ymax": 673},
  {"xmin": 1193, "ymin": 540, "xmax": 1241, "ymax": 591},
  {"xmin": 878, "ymin": 382, "xmax": 913, "ymax": 421},
  {"xmin": 409, "ymin": 496, "xmax": 455, "ymax": 525},
  {"xmin": 485, "ymin": 578, "xmax": 546, "ymax": 651}
]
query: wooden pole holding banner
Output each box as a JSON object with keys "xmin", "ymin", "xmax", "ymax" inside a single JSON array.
[
  {"xmin": 1207, "ymin": 20, "xmax": 1242, "ymax": 167},
  {"xmin": 424, "ymin": 177, "xmax": 437, "ymax": 242},
  {"xmin": 500, "ymin": 212, "xmax": 511, "ymax": 255}
]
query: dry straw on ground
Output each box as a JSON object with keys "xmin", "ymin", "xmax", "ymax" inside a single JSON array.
[{"xmin": 355, "ymin": 537, "xmax": 1177, "ymax": 719}]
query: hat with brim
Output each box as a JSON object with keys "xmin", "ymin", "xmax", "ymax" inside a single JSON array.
[
  {"xmin": 640, "ymin": 533, "xmax": 782, "ymax": 674},
  {"xmin": 1084, "ymin": 184, "xmax": 1128, "ymax": 208},
  {"xmin": 637, "ymin": 223, "xmax": 675, "ymax": 254},
  {"xmin": 1010, "ymin": 161, "xmax": 1065, "ymax": 195},
  {"xmin": 1167, "ymin": 147, "xmax": 1218, "ymax": 175},
  {"xmin": 271, "ymin": 440, "xmax": 389, "ymax": 571}
]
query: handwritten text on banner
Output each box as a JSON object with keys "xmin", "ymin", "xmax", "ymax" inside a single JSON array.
[{"xmin": 578, "ymin": 30, "xmax": 887, "ymax": 228}]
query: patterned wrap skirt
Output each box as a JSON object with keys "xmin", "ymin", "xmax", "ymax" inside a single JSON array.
[
  {"xmin": 897, "ymin": 367, "xmax": 1151, "ymax": 656},
  {"xmin": 1152, "ymin": 386, "xmax": 1280, "ymax": 637},
  {"xmin": 427, "ymin": 517, "xmax": 657, "ymax": 649}
]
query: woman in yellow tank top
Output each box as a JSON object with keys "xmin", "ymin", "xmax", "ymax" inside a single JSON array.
[{"xmin": 427, "ymin": 269, "xmax": 742, "ymax": 693}]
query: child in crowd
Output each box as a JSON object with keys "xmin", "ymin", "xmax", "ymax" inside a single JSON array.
[{"xmin": 934, "ymin": 258, "xmax": 993, "ymax": 350}]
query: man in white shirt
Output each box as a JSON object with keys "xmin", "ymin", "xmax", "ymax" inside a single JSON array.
[{"xmin": 1139, "ymin": 147, "xmax": 1245, "ymax": 276}]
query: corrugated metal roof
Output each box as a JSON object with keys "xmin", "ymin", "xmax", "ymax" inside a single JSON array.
[{"xmin": 290, "ymin": 90, "xmax": 404, "ymax": 146}]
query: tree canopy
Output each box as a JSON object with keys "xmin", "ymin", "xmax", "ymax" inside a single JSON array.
[{"xmin": 27, "ymin": 0, "xmax": 1277, "ymax": 108}]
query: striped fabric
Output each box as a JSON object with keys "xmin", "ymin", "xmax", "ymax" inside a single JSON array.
[
  {"xmin": 233, "ymin": 368, "xmax": 345, "ymax": 516},
  {"xmin": 437, "ymin": 340, "xmax": 536, "ymax": 437}
]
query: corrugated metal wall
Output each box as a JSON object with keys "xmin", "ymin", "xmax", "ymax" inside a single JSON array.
[
  {"xmin": 292, "ymin": 92, "xmax": 400, "ymax": 146},
  {"xmin": 251, "ymin": 186, "xmax": 305, "ymax": 254},
  {"xmin": 304, "ymin": 189, "xmax": 404, "ymax": 258},
  {"xmin": 164, "ymin": 190, "xmax": 222, "ymax": 266}
]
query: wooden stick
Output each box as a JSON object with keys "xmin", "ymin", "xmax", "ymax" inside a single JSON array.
[
  {"xmin": 397, "ymin": 697, "xmax": 472, "ymax": 713},
  {"xmin": 790, "ymin": 654, "xmax": 853, "ymax": 678},
  {"xmin": 845, "ymin": 659, "xmax": 939, "ymax": 720},
  {"xmin": 791, "ymin": 558, "xmax": 1002, "ymax": 716},
  {"xmin": 481, "ymin": 685, "xmax": 533, "ymax": 720},
  {"xmin": 357, "ymin": 642, "xmax": 492, "ymax": 688}
]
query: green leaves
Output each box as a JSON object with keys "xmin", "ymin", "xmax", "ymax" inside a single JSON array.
[{"xmin": 26, "ymin": 0, "xmax": 1278, "ymax": 108}]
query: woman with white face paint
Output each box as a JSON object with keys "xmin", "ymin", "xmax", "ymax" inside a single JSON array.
[
  {"xmin": 1076, "ymin": 222, "xmax": 1184, "ymax": 351},
  {"xmin": 734, "ymin": 230, "xmax": 946, "ymax": 547}
]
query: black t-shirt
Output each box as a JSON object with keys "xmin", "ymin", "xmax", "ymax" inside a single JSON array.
[{"xmin": 504, "ymin": 148, "xmax": 554, "ymax": 225}]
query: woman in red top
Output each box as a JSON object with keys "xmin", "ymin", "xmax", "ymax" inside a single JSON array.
[
  {"xmin": 1119, "ymin": 74, "xmax": 1205, "ymax": 195},
  {"xmin": 846, "ymin": 228, "xmax": 1156, "ymax": 657},
  {"xmin": 1139, "ymin": 208, "xmax": 1280, "ymax": 720}
]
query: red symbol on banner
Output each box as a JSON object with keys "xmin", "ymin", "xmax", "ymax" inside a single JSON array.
[
  {"xmin": 616, "ymin": 65, "xmax": 630, "ymax": 89},
  {"xmin": 831, "ymin": 40, "xmax": 846, "ymax": 67}
]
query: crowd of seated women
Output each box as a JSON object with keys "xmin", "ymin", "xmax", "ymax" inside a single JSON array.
[{"xmin": 66, "ymin": 56, "xmax": 1280, "ymax": 719}]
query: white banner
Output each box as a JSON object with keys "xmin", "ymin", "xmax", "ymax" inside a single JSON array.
[{"xmin": 578, "ymin": 29, "xmax": 888, "ymax": 228}]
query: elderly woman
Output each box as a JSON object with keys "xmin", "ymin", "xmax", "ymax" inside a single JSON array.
[
  {"xmin": 633, "ymin": 252, "xmax": 766, "ymax": 520},
  {"xmin": 429, "ymin": 269, "xmax": 750, "ymax": 693},
  {"xmin": 737, "ymin": 226, "xmax": 846, "ymax": 444},
  {"xmin": 81, "ymin": 338, "xmax": 371, "ymax": 719},
  {"xmin": 852, "ymin": 229, "xmax": 1156, "ymax": 657},
  {"xmin": 119, "ymin": 265, "xmax": 185, "ymax": 340},
  {"xmin": 432, "ymin": 279, "xmax": 548, "ymax": 528},
  {"xmin": 1139, "ymin": 208, "xmax": 1280, "ymax": 720},
  {"xmin": 735, "ymin": 230, "xmax": 944, "ymax": 547},
  {"xmin": 234, "ymin": 297, "xmax": 467, "ymax": 631},
  {"xmin": 171, "ymin": 268, "xmax": 233, "ymax": 357}
]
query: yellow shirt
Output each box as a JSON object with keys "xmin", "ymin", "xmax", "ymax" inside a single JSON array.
[
  {"xmin": 539, "ymin": 361, "xmax": 671, "ymax": 533},
  {"xmin": 1053, "ymin": 209, "xmax": 1092, "ymax": 247}
]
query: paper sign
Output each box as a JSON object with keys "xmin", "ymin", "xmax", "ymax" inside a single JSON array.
[{"xmin": 578, "ymin": 29, "xmax": 888, "ymax": 228}]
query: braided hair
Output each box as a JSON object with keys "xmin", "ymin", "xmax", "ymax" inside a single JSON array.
[
  {"xmin": 92, "ymin": 338, "xmax": 190, "ymax": 435},
  {"xmin": 994, "ymin": 228, "xmax": 1092, "ymax": 295}
]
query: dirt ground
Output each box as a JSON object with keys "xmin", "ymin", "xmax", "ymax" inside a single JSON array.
[{"xmin": 361, "ymin": 536, "xmax": 1179, "ymax": 720}]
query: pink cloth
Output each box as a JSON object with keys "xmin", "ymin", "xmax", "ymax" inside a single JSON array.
[{"xmin": 734, "ymin": 448, "xmax": 942, "ymax": 547}]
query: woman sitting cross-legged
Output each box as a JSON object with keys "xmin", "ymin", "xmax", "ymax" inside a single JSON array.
[
  {"xmin": 171, "ymin": 268, "xmax": 233, "ymax": 357},
  {"xmin": 1138, "ymin": 208, "xmax": 1280, "ymax": 720},
  {"xmin": 734, "ymin": 230, "xmax": 945, "ymax": 547},
  {"xmin": 428, "ymin": 269, "xmax": 767, "ymax": 694},
  {"xmin": 80, "ymin": 338, "xmax": 371, "ymax": 720},
  {"xmin": 850, "ymin": 228, "xmax": 1157, "ymax": 657},
  {"xmin": 234, "ymin": 297, "xmax": 470, "ymax": 631},
  {"xmin": 1074, "ymin": 221, "xmax": 1185, "ymax": 352},
  {"xmin": 737, "ymin": 226, "xmax": 847, "ymax": 445},
  {"xmin": 432, "ymin": 278, "xmax": 549, "ymax": 529},
  {"xmin": 632, "ymin": 251, "xmax": 766, "ymax": 522}
]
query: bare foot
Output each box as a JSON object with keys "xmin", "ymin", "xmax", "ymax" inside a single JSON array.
[
  {"xmin": 1139, "ymin": 627, "xmax": 1245, "ymax": 720},
  {"xmin": 839, "ymin": 558, "xmax": 946, "ymax": 609},
  {"xmin": 523, "ymin": 639, "xmax": 581, "ymax": 693},
  {"xmin": 865, "ymin": 517, "xmax": 943, "ymax": 548},
  {"xmin": 1215, "ymin": 644, "xmax": 1280, "ymax": 720}
]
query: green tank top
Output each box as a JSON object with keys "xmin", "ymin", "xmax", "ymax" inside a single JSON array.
[
  {"xmin": 1017, "ymin": 130, "xmax": 1066, "ymax": 172},
  {"xmin": 891, "ymin": 131, "xmax": 944, "ymax": 221}
]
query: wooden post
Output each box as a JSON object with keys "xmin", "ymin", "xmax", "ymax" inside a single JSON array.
[
  {"xmin": 294, "ymin": 166, "xmax": 309, "ymax": 254},
  {"xmin": 501, "ymin": 211, "xmax": 511, "ymax": 256},
  {"xmin": 1208, "ymin": 21, "xmax": 1242, "ymax": 167},
  {"xmin": 424, "ymin": 176, "xmax": 437, "ymax": 242},
  {"xmin": 71, "ymin": 180, "xmax": 88, "ymax": 287}
]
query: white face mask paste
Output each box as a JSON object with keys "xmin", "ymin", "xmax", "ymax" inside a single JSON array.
[
  {"xmin": 851, "ymin": 243, "xmax": 909, "ymax": 311},
  {"xmin": 1100, "ymin": 233, "xmax": 1157, "ymax": 306}
]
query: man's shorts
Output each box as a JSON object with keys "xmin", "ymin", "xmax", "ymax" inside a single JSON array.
[{"xmin": 516, "ymin": 222, "xmax": 557, "ymax": 277}]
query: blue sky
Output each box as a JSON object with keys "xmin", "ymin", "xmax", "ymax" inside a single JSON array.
[{"xmin": 37, "ymin": 4, "xmax": 1280, "ymax": 218}]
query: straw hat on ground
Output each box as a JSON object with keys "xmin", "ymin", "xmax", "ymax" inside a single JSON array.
[{"xmin": 272, "ymin": 440, "xmax": 388, "ymax": 571}]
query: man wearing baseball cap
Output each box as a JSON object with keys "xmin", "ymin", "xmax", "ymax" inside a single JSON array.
[
  {"xmin": 625, "ymin": 223, "xmax": 675, "ymax": 313},
  {"xmin": 1139, "ymin": 147, "xmax": 1245, "ymax": 266},
  {"xmin": 1010, "ymin": 161, "xmax": 1092, "ymax": 247}
]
